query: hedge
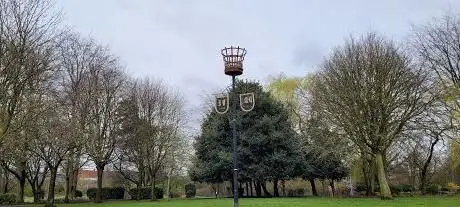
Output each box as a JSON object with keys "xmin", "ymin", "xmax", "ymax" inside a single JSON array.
[
  {"xmin": 426, "ymin": 185, "xmax": 440, "ymax": 195},
  {"xmin": 185, "ymin": 183, "xmax": 196, "ymax": 198},
  {"xmin": 75, "ymin": 190, "xmax": 83, "ymax": 198},
  {"xmin": 0, "ymin": 193, "xmax": 17, "ymax": 204},
  {"xmin": 128, "ymin": 187, "xmax": 164, "ymax": 200},
  {"xmin": 86, "ymin": 187, "xmax": 125, "ymax": 200}
]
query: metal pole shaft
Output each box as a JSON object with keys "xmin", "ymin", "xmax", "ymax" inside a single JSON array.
[{"xmin": 231, "ymin": 75, "xmax": 239, "ymax": 207}]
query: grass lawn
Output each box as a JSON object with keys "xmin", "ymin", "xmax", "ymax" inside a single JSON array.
[{"xmin": 31, "ymin": 196, "xmax": 460, "ymax": 207}]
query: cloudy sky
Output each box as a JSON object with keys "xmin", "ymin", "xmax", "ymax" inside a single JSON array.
[{"xmin": 56, "ymin": 0, "xmax": 459, "ymax": 132}]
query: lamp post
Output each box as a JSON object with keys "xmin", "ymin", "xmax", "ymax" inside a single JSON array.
[{"xmin": 221, "ymin": 46, "xmax": 247, "ymax": 207}]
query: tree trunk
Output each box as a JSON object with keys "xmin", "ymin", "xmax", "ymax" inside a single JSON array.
[
  {"xmin": 166, "ymin": 172, "xmax": 171, "ymax": 200},
  {"xmin": 330, "ymin": 180, "xmax": 335, "ymax": 197},
  {"xmin": 47, "ymin": 167, "xmax": 58, "ymax": 205},
  {"xmin": 261, "ymin": 181, "xmax": 271, "ymax": 197},
  {"xmin": 255, "ymin": 181, "xmax": 261, "ymax": 197},
  {"xmin": 150, "ymin": 175, "xmax": 157, "ymax": 201},
  {"xmin": 30, "ymin": 182, "xmax": 38, "ymax": 203},
  {"xmin": 71, "ymin": 168, "xmax": 79, "ymax": 199},
  {"xmin": 64, "ymin": 162, "xmax": 72, "ymax": 203},
  {"xmin": 362, "ymin": 153, "xmax": 375, "ymax": 196},
  {"xmin": 18, "ymin": 173, "xmax": 26, "ymax": 203},
  {"xmin": 245, "ymin": 182, "xmax": 249, "ymax": 197},
  {"xmin": 273, "ymin": 179, "xmax": 279, "ymax": 197},
  {"xmin": 95, "ymin": 165, "xmax": 104, "ymax": 203},
  {"xmin": 3, "ymin": 168, "xmax": 8, "ymax": 194},
  {"xmin": 420, "ymin": 137, "xmax": 440, "ymax": 195},
  {"xmin": 0, "ymin": 167, "xmax": 4, "ymax": 194},
  {"xmin": 370, "ymin": 159, "xmax": 376, "ymax": 195},
  {"xmin": 309, "ymin": 178, "xmax": 318, "ymax": 196},
  {"xmin": 321, "ymin": 180, "xmax": 326, "ymax": 196},
  {"xmin": 375, "ymin": 152, "xmax": 392, "ymax": 199},
  {"xmin": 281, "ymin": 180, "xmax": 286, "ymax": 196},
  {"xmin": 250, "ymin": 181, "xmax": 253, "ymax": 197}
]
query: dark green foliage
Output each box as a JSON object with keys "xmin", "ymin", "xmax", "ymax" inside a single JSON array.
[
  {"xmin": 399, "ymin": 184, "xmax": 414, "ymax": 192},
  {"xmin": 389, "ymin": 185, "xmax": 401, "ymax": 195},
  {"xmin": 75, "ymin": 190, "xmax": 83, "ymax": 198},
  {"xmin": 190, "ymin": 80, "xmax": 304, "ymax": 186},
  {"xmin": 0, "ymin": 193, "xmax": 17, "ymax": 204},
  {"xmin": 354, "ymin": 184, "xmax": 368, "ymax": 193},
  {"xmin": 86, "ymin": 187, "xmax": 125, "ymax": 200},
  {"xmin": 185, "ymin": 184, "xmax": 196, "ymax": 198},
  {"xmin": 128, "ymin": 187, "xmax": 163, "ymax": 200},
  {"xmin": 301, "ymin": 117, "xmax": 349, "ymax": 182},
  {"xmin": 426, "ymin": 185, "xmax": 440, "ymax": 195}
]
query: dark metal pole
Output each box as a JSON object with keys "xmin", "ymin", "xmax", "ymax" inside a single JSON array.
[{"xmin": 231, "ymin": 75, "xmax": 239, "ymax": 207}]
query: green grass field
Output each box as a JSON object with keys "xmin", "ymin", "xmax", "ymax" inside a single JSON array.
[{"xmin": 34, "ymin": 197, "xmax": 460, "ymax": 207}]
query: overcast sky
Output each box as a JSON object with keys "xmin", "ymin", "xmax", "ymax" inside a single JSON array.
[{"xmin": 56, "ymin": 0, "xmax": 459, "ymax": 132}]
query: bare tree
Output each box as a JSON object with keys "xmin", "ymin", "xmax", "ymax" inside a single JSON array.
[
  {"xmin": 84, "ymin": 51, "xmax": 125, "ymax": 203},
  {"xmin": 311, "ymin": 33, "xmax": 431, "ymax": 199},
  {"xmin": 0, "ymin": 136, "xmax": 28, "ymax": 203},
  {"xmin": 400, "ymin": 95, "xmax": 452, "ymax": 194},
  {"xmin": 56, "ymin": 33, "xmax": 99, "ymax": 202},
  {"xmin": 30, "ymin": 96, "xmax": 75, "ymax": 206},
  {"xmin": 114, "ymin": 78, "xmax": 187, "ymax": 200},
  {"xmin": 144, "ymin": 82, "xmax": 186, "ymax": 200},
  {"xmin": 411, "ymin": 12, "xmax": 460, "ymax": 88},
  {"xmin": 0, "ymin": 0, "xmax": 62, "ymax": 142},
  {"xmin": 113, "ymin": 81, "xmax": 149, "ymax": 199},
  {"xmin": 411, "ymin": 11, "xmax": 460, "ymax": 188},
  {"xmin": 25, "ymin": 155, "xmax": 49, "ymax": 203}
]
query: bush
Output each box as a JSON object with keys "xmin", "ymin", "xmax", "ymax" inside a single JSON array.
[
  {"xmin": 86, "ymin": 187, "xmax": 125, "ymax": 200},
  {"xmin": 128, "ymin": 187, "xmax": 164, "ymax": 200},
  {"xmin": 75, "ymin": 190, "xmax": 83, "ymax": 198},
  {"xmin": 426, "ymin": 185, "xmax": 440, "ymax": 195},
  {"xmin": 287, "ymin": 188, "xmax": 304, "ymax": 197},
  {"xmin": 400, "ymin": 184, "xmax": 414, "ymax": 192},
  {"xmin": 0, "ymin": 193, "xmax": 17, "ymax": 204},
  {"xmin": 169, "ymin": 192, "xmax": 181, "ymax": 198},
  {"xmin": 185, "ymin": 183, "xmax": 196, "ymax": 198},
  {"xmin": 389, "ymin": 185, "xmax": 402, "ymax": 195},
  {"xmin": 354, "ymin": 184, "xmax": 368, "ymax": 193},
  {"xmin": 295, "ymin": 188, "xmax": 305, "ymax": 196},
  {"xmin": 447, "ymin": 182, "xmax": 460, "ymax": 192}
]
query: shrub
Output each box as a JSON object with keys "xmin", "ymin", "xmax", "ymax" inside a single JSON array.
[
  {"xmin": 398, "ymin": 184, "xmax": 414, "ymax": 192},
  {"xmin": 128, "ymin": 187, "xmax": 164, "ymax": 200},
  {"xmin": 354, "ymin": 184, "xmax": 367, "ymax": 192},
  {"xmin": 287, "ymin": 189, "xmax": 295, "ymax": 197},
  {"xmin": 295, "ymin": 188, "xmax": 305, "ymax": 196},
  {"xmin": 389, "ymin": 185, "xmax": 402, "ymax": 195},
  {"xmin": 86, "ymin": 187, "xmax": 125, "ymax": 200},
  {"xmin": 0, "ymin": 193, "xmax": 17, "ymax": 204},
  {"xmin": 447, "ymin": 182, "xmax": 460, "ymax": 192},
  {"xmin": 287, "ymin": 188, "xmax": 304, "ymax": 197},
  {"xmin": 75, "ymin": 190, "xmax": 83, "ymax": 198},
  {"xmin": 169, "ymin": 191, "xmax": 181, "ymax": 198},
  {"xmin": 426, "ymin": 185, "xmax": 440, "ymax": 195},
  {"xmin": 185, "ymin": 183, "xmax": 196, "ymax": 198},
  {"xmin": 55, "ymin": 184, "xmax": 65, "ymax": 193}
]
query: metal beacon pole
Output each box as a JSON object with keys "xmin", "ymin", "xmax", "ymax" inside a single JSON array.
[{"xmin": 214, "ymin": 46, "xmax": 253, "ymax": 207}]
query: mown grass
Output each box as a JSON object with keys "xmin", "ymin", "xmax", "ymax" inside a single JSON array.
[{"xmin": 29, "ymin": 196, "xmax": 460, "ymax": 207}]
